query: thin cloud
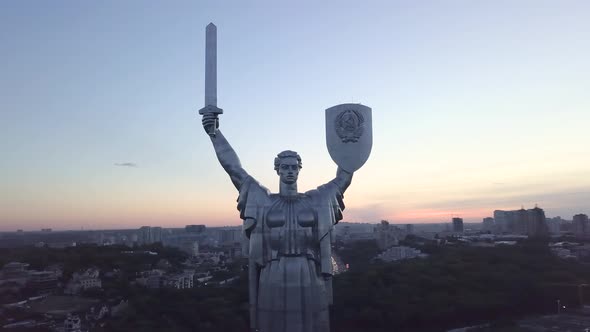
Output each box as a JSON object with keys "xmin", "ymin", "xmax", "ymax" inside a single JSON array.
[{"xmin": 114, "ymin": 162, "xmax": 138, "ymax": 168}]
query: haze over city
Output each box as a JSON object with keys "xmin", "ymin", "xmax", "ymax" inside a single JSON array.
[{"xmin": 1, "ymin": 1, "xmax": 589, "ymax": 231}]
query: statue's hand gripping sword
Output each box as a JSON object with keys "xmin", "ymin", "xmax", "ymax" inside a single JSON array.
[{"xmin": 199, "ymin": 23, "xmax": 223, "ymax": 137}]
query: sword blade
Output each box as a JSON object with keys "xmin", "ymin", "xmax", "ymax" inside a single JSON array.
[{"xmin": 205, "ymin": 23, "xmax": 217, "ymax": 107}]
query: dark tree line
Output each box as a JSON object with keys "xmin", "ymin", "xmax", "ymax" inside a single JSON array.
[
  {"xmin": 331, "ymin": 240, "xmax": 590, "ymax": 332},
  {"xmin": 2, "ymin": 240, "xmax": 589, "ymax": 331}
]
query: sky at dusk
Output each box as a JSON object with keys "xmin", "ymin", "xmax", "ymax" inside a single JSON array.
[{"xmin": 1, "ymin": 1, "xmax": 589, "ymax": 231}]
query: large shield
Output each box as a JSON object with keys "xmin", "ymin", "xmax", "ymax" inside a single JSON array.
[{"xmin": 325, "ymin": 103, "xmax": 372, "ymax": 173}]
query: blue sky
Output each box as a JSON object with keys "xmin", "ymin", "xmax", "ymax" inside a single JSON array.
[{"xmin": 1, "ymin": 1, "xmax": 589, "ymax": 230}]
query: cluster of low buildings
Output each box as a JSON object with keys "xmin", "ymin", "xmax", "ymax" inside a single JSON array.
[
  {"xmin": 0, "ymin": 262, "xmax": 106, "ymax": 302},
  {"xmin": 336, "ymin": 220, "xmax": 416, "ymax": 249},
  {"xmin": 2, "ymin": 297, "xmax": 129, "ymax": 332},
  {"xmin": 26, "ymin": 224, "xmax": 243, "ymax": 253},
  {"xmin": 365, "ymin": 221, "xmax": 427, "ymax": 262},
  {"xmin": 375, "ymin": 246, "xmax": 427, "ymax": 262},
  {"xmin": 64, "ymin": 269, "xmax": 102, "ymax": 295},
  {"xmin": 161, "ymin": 271, "xmax": 195, "ymax": 289},
  {"xmin": 131, "ymin": 247, "xmax": 239, "ymax": 290},
  {"xmin": 136, "ymin": 225, "xmax": 243, "ymax": 247},
  {"xmin": 0, "ymin": 243, "xmax": 241, "ymax": 330},
  {"xmin": 549, "ymin": 242, "xmax": 590, "ymax": 260},
  {"xmin": 0, "ymin": 262, "xmax": 61, "ymax": 296},
  {"xmin": 0, "ymin": 261, "xmax": 131, "ymax": 332},
  {"xmin": 135, "ymin": 269, "xmax": 202, "ymax": 290},
  {"xmin": 0, "ymin": 224, "xmax": 250, "ymax": 253}
]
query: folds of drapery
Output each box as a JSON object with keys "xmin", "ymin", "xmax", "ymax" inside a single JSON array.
[
  {"xmin": 237, "ymin": 176, "xmax": 271, "ymax": 329},
  {"xmin": 236, "ymin": 176, "xmax": 345, "ymax": 328},
  {"xmin": 306, "ymin": 180, "xmax": 344, "ymax": 305}
]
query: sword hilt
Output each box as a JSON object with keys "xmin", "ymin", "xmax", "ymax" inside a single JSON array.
[{"xmin": 199, "ymin": 105, "xmax": 223, "ymax": 137}]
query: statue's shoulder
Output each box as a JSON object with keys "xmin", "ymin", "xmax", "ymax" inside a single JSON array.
[
  {"xmin": 240, "ymin": 175, "xmax": 271, "ymax": 195},
  {"xmin": 305, "ymin": 180, "xmax": 341, "ymax": 198},
  {"xmin": 304, "ymin": 188, "xmax": 320, "ymax": 197},
  {"xmin": 237, "ymin": 176, "xmax": 271, "ymax": 214}
]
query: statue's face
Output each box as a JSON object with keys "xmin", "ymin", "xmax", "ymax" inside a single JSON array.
[{"xmin": 278, "ymin": 157, "xmax": 300, "ymax": 185}]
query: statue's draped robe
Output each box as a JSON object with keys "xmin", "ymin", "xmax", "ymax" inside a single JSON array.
[{"xmin": 238, "ymin": 176, "xmax": 344, "ymax": 332}]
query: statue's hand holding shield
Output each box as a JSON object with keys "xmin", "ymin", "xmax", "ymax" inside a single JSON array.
[{"xmin": 326, "ymin": 103, "xmax": 373, "ymax": 172}]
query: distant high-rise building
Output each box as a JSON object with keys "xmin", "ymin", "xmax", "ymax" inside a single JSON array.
[
  {"xmin": 139, "ymin": 226, "xmax": 150, "ymax": 245},
  {"xmin": 444, "ymin": 223, "xmax": 451, "ymax": 232},
  {"xmin": 375, "ymin": 220, "xmax": 400, "ymax": 249},
  {"xmin": 452, "ymin": 218, "xmax": 464, "ymax": 233},
  {"xmin": 559, "ymin": 217, "xmax": 574, "ymax": 232},
  {"xmin": 573, "ymin": 214, "xmax": 589, "ymax": 237},
  {"xmin": 219, "ymin": 229, "xmax": 242, "ymax": 244},
  {"xmin": 514, "ymin": 208, "xmax": 528, "ymax": 235},
  {"xmin": 341, "ymin": 226, "xmax": 351, "ymax": 241},
  {"xmin": 185, "ymin": 225, "xmax": 206, "ymax": 233},
  {"xmin": 151, "ymin": 227, "xmax": 162, "ymax": 243},
  {"xmin": 336, "ymin": 223, "xmax": 376, "ymax": 243},
  {"xmin": 493, "ymin": 207, "xmax": 548, "ymax": 237},
  {"xmin": 163, "ymin": 233, "xmax": 201, "ymax": 256},
  {"xmin": 138, "ymin": 226, "xmax": 163, "ymax": 245},
  {"xmin": 192, "ymin": 241, "xmax": 199, "ymax": 256},
  {"xmin": 494, "ymin": 210, "xmax": 513, "ymax": 233},
  {"xmin": 545, "ymin": 217, "xmax": 561, "ymax": 234},
  {"xmin": 482, "ymin": 217, "xmax": 494, "ymax": 231},
  {"xmin": 405, "ymin": 224, "xmax": 414, "ymax": 235},
  {"xmin": 526, "ymin": 207, "xmax": 548, "ymax": 237}
]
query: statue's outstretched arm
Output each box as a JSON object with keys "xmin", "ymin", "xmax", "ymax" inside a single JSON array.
[
  {"xmin": 203, "ymin": 114, "xmax": 248, "ymax": 190},
  {"xmin": 332, "ymin": 167, "xmax": 353, "ymax": 193}
]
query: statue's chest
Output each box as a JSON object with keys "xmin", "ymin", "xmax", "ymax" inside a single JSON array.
[{"xmin": 265, "ymin": 195, "xmax": 318, "ymax": 254}]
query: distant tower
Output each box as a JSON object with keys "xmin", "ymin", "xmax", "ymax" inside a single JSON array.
[
  {"xmin": 452, "ymin": 218, "xmax": 464, "ymax": 233},
  {"xmin": 405, "ymin": 224, "xmax": 414, "ymax": 235},
  {"xmin": 526, "ymin": 206, "xmax": 548, "ymax": 237},
  {"xmin": 482, "ymin": 217, "xmax": 494, "ymax": 232},
  {"xmin": 375, "ymin": 220, "xmax": 399, "ymax": 249},
  {"xmin": 493, "ymin": 210, "xmax": 510, "ymax": 233},
  {"xmin": 151, "ymin": 227, "xmax": 163, "ymax": 243},
  {"xmin": 495, "ymin": 206, "xmax": 548, "ymax": 236},
  {"xmin": 192, "ymin": 241, "xmax": 200, "ymax": 256},
  {"xmin": 138, "ymin": 226, "xmax": 151, "ymax": 245},
  {"xmin": 185, "ymin": 225, "xmax": 206, "ymax": 233},
  {"xmin": 573, "ymin": 214, "xmax": 589, "ymax": 237}
]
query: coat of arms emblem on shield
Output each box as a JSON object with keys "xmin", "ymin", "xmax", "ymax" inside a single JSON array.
[
  {"xmin": 335, "ymin": 110, "xmax": 364, "ymax": 143},
  {"xmin": 326, "ymin": 103, "xmax": 372, "ymax": 173}
]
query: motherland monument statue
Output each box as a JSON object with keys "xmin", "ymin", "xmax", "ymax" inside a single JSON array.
[{"xmin": 199, "ymin": 23, "xmax": 372, "ymax": 332}]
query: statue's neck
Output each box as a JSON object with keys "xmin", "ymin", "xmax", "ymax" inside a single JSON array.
[{"xmin": 279, "ymin": 182, "xmax": 298, "ymax": 197}]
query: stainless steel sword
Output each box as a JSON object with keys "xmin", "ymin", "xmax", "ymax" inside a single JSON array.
[{"xmin": 199, "ymin": 23, "xmax": 223, "ymax": 137}]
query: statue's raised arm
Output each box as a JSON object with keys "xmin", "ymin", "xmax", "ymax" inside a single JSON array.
[{"xmin": 202, "ymin": 113, "xmax": 248, "ymax": 190}]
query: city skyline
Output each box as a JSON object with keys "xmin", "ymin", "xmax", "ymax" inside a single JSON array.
[
  {"xmin": 2, "ymin": 1, "xmax": 590, "ymax": 231},
  {"xmin": 0, "ymin": 208, "xmax": 585, "ymax": 232}
]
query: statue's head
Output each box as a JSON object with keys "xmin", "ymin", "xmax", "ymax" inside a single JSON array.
[{"xmin": 274, "ymin": 150, "xmax": 302, "ymax": 185}]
